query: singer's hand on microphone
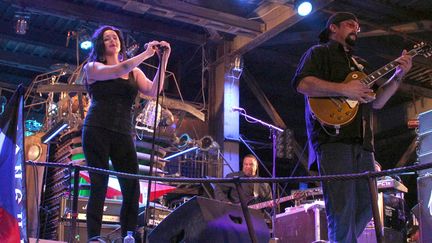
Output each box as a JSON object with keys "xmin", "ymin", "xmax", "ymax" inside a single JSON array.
[
  {"xmin": 158, "ymin": 41, "xmax": 171, "ymax": 58},
  {"xmin": 143, "ymin": 40, "xmax": 159, "ymax": 57}
]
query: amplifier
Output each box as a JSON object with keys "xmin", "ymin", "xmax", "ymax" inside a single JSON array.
[
  {"xmin": 58, "ymin": 221, "xmax": 121, "ymax": 242},
  {"xmin": 417, "ymin": 131, "xmax": 432, "ymax": 156},
  {"xmin": 381, "ymin": 194, "xmax": 407, "ymax": 231},
  {"xmin": 418, "ymin": 152, "xmax": 432, "ymax": 176},
  {"xmin": 417, "ymin": 110, "xmax": 432, "ymax": 176},
  {"xmin": 274, "ymin": 202, "xmax": 327, "ymax": 242},
  {"xmin": 138, "ymin": 203, "xmax": 172, "ymax": 227},
  {"xmin": 418, "ymin": 109, "xmax": 432, "ymax": 135},
  {"xmin": 60, "ymin": 196, "xmax": 121, "ymax": 224}
]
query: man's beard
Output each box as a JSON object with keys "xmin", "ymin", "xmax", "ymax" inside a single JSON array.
[{"xmin": 345, "ymin": 33, "xmax": 357, "ymax": 47}]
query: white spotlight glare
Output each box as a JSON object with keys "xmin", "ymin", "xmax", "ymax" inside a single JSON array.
[
  {"xmin": 80, "ymin": 40, "xmax": 93, "ymax": 50},
  {"xmin": 297, "ymin": 1, "xmax": 312, "ymax": 16}
]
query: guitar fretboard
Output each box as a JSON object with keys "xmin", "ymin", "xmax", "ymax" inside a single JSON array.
[
  {"xmin": 362, "ymin": 61, "xmax": 399, "ymax": 87},
  {"xmin": 361, "ymin": 48, "xmax": 419, "ymax": 87}
]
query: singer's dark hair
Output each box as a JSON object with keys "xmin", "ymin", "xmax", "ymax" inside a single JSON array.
[{"xmin": 88, "ymin": 25, "xmax": 127, "ymax": 63}]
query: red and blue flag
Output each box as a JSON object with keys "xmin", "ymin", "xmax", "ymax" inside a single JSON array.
[{"xmin": 0, "ymin": 85, "xmax": 27, "ymax": 243}]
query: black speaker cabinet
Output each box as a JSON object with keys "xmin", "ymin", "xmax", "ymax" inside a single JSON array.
[
  {"xmin": 417, "ymin": 174, "xmax": 432, "ymax": 242},
  {"xmin": 148, "ymin": 196, "xmax": 270, "ymax": 243}
]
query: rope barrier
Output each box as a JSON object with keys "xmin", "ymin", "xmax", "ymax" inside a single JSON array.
[
  {"xmin": 28, "ymin": 160, "xmax": 432, "ymax": 243},
  {"xmin": 26, "ymin": 160, "xmax": 432, "ymax": 184}
]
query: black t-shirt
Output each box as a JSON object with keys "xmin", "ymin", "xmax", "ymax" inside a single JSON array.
[
  {"xmin": 291, "ymin": 41, "xmax": 374, "ymax": 169},
  {"xmin": 84, "ymin": 72, "xmax": 138, "ymax": 135}
]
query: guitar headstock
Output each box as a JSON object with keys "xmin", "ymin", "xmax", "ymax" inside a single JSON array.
[{"xmin": 411, "ymin": 42, "xmax": 432, "ymax": 58}]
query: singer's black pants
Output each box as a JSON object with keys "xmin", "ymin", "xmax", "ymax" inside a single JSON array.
[{"xmin": 82, "ymin": 126, "xmax": 139, "ymax": 239}]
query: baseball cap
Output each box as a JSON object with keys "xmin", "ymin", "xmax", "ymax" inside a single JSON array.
[{"xmin": 318, "ymin": 12, "xmax": 358, "ymax": 43}]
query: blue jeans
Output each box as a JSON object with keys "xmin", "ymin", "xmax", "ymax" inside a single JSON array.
[{"xmin": 317, "ymin": 143, "xmax": 375, "ymax": 243}]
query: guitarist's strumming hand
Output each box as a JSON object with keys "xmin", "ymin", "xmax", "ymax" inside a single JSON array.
[{"xmin": 341, "ymin": 79, "xmax": 375, "ymax": 103}]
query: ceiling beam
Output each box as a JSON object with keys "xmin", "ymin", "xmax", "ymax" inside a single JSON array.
[
  {"xmin": 399, "ymin": 83, "xmax": 432, "ymax": 98},
  {"xmin": 232, "ymin": 0, "xmax": 333, "ymax": 56},
  {"xmin": 242, "ymin": 69, "xmax": 310, "ymax": 173},
  {"xmin": 12, "ymin": 0, "xmax": 205, "ymax": 45},
  {"xmin": 97, "ymin": 0, "xmax": 263, "ymax": 37},
  {"xmin": 0, "ymin": 20, "xmax": 78, "ymax": 61},
  {"xmin": 359, "ymin": 20, "xmax": 432, "ymax": 38},
  {"xmin": 348, "ymin": 0, "xmax": 430, "ymax": 20},
  {"xmin": 262, "ymin": 20, "xmax": 432, "ymax": 47},
  {"xmin": 378, "ymin": 54, "xmax": 432, "ymax": 70},
  {"xmin": 0, "ymin": 73, "xmax": 32, "ymax": 83},
  {"xmin": 0, "ymin": 49, "xmax": 60, "ymax": 73},
  {"xmin": 395, "ymin": 138, "xmax": 416, "ymax": 168},
  {"xmin": 213, "ymin": 0, "xmax": 334, "ymax": 66},
  {"xmin": 243, "ymin": 69, "xmax": 286, "ymax": 129},
  {"xmin": 322, "ymin": 8, "xmax": 428, "ymax": 43}
]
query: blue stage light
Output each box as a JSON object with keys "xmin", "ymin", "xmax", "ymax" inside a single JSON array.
[{"xmin": 41, "ymin": 120, "xmax": 69, "ymax": 144}]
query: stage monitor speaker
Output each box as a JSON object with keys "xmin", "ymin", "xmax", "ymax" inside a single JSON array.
[
  {"xmin": 148, "ymin": 196, "xmax": 270, "ymax": 243},
  {"xmin": 417, "ymin": 174, "xmax": 432, "ymax": 242}
]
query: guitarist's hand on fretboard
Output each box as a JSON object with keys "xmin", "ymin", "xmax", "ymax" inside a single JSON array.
[
  {"xmin": 342, "ymin": 79, "xmax": 375, "ymax": 103},
  {"xmin": 393, "ymin": 49, "xmax": 413, "ymax": 80}
]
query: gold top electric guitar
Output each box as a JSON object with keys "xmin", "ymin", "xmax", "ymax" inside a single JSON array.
[{"xmin": 308, "ymin": 42, "xmax": 431, "ymax": 128}]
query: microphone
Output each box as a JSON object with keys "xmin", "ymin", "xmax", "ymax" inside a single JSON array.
[
  {"xmin": 144, "ymin": 43, "xmax": 168, "ymax": 51},
  {"xmin": 231, "ymin": 106, "xmax": 244, "ymax": 112}
]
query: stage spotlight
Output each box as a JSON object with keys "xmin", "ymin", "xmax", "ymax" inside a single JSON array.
[
  {"xmin": 228, "ymin": 55, "xmax": 244, "ymax": 79},
  {"xmin": 41, "ymin": 119, "xmax": 69, "ymax": 144},
  {"xmin": 79, "ymin": 34, "xmax": 92, "ymax": 50},
  {"xmin": 15, "ymin": 13, "xmax": 30, "ymax": 35},
  {"xmin": 296, "ymin": 1, "xmax": 313, "ymax": 16}
]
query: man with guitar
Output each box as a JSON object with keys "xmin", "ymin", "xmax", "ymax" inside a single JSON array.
[
  {"xmin": 214, "ymin": 154, "xmax": 271, "ymax": 206},
  {"xmin": 291, "ymin": 12, "xmax": 413, "ymax": 242}
]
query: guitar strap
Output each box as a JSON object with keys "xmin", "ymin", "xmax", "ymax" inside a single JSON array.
[
  {"xmin": 350, "ymin": 56, "xmax": 369, "ymax": 145},
  {"xmin": 350, "ymin": 56, "xmax": 364, "ymax": 72}
]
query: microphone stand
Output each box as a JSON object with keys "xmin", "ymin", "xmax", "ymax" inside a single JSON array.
[
  {"xmin": 143, "ymin": 49, "xmax": 165, "ymax": 242},
  {"xmin": 235, "ymin": 109, "xmax": 283, "ymax": 240}
]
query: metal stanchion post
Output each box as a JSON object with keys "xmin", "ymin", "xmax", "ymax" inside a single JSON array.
[
  {"xmin": 234, "ymin": 178, "xmax": 258, "ymax": 243},
  {"xmin": 70, "ymin": 166, "xmax": 81, "ymax": 243},
  {"xmin": 368, "ymin": 176, "xmax": 383, "ymax": 243}
]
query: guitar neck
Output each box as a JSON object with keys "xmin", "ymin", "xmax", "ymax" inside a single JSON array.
[
  {"xmin": 248, "ymin": 195, "xmax": 294, "ymax": 210},
  {"xmin": 362, "ymin": 60, "xmax": 399, "ymax": 87},
  {"xmin": 362, "ymin": 48, "xmax": 419, "ymax": 87}
]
